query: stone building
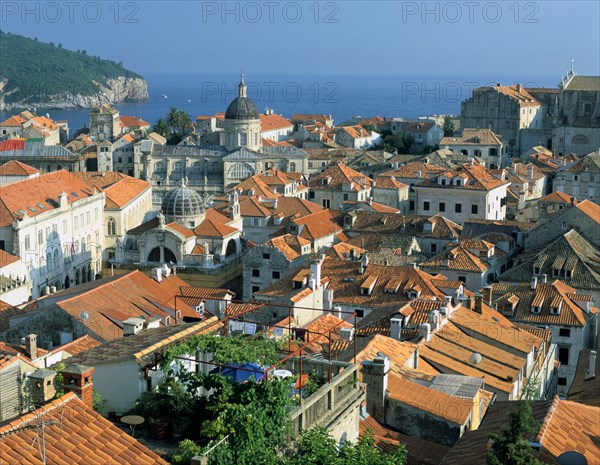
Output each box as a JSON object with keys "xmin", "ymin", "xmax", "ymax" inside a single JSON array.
[
  {"xmin": 461, "ymin": 84, "xmax": 542, "ymax": 157},
  {"xmin": 139, "ymin": 75, "xmax": 309, "ymax": 203},
  {"xmin": 551, "ymin": 71, "xmax": 600, "ymax": 156},
  {"xmin": 440, "ymin": 128, "xmax": 506, "ymax": 168},
  {"xmin": 552, "ymin": 151, "xmax": 600, "ymax": 203},
  {"xmin": 89, "ymin": 104, "xmax": 121, "ymax": 142}
]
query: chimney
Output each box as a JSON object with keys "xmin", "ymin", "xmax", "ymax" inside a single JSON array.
[
  {"xmin": 310, "ymin": 255, "xmax": 324, "ymax": 287},
  {"xmin": 390, "ymin": 317, "xmax": 402, "ymax": 340},
  {"xmin": 474, "ymin": 294, "xmax": 484, "ymax": 314},
  {"xmin": 122, "ymin": 317, "xmax": 145, "ymax": 336},
  {"xmin": 361, "ymin": 354, "xmax": 389, "ymax": 423},
  {"xmin": 483, "ymin": 285, "xmax": 493, "ymax": 305},
  {"xmin": 527, "ymin": 164, "xmax": 534, "ymax": 180},
  {"xmin": 28, "ymin": 369, "xmax": 57, "ymax": 404},
  {"xmin": 25, "ymin": 333, "xmax": 37, "ymax": 359},
  {"xmin": 58, "ymin": 191, "xmax": 68, "ymax": 208},
  {"xmin": 516, "ymin": 83, "xmax": 522, "ymax": 93},
  {"xmin": 359, "ymin": 253, "xmax": 369, "ymax": 274},
  {"xmin": 419, "ymin": 323, "xmax": 431, "ymax": 342},
  {"xmin": 541, "ymin": 274, "xmax": 547, "ymax": 284},
  {"xmin": 151, "ymin": 267, "xmax": 162, "ymax": 283},
  {"xmin": 585, "ymin": 351, "xmax": 597, "ymax": 380},
  {"xmin": 531, "ymin": 276, "xmax": 538, "ymax": 290},
  {"xmin": 61, "ymin": 364, "xmax": 95, "ymax": 409}
]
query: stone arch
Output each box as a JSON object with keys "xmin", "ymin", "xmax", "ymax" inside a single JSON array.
[
  {"xmin": 225, "ymin": 239, "xmax": 237, "ymax": 257},
  {"xmin": 64, "ymin": 275, "xmax": 71, "ymax": 289},
  {"xmin": 147, "ymin": 246, "xmax": 178, "ymax": 264}
]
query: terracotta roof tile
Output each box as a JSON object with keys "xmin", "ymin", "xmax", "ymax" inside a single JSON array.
[
  {"xmin": 119, "ymin": 115, "xmax": 150, "ymax": 128},
  {"xmin": 441, "ymin": 128, "xmax": 503, "ymax": 146},
  {"xmin": 0, "ymin": 159, "xmax": 39, "ymax": 176},
  {"xmin": 193, "ymin": 219, "xmax": 238, "ymax": 238},
  {"xmin": 0, "ymin": 170, "xmax": 100, "ymax": 227},
  {"xmin": 259, "ymin": 113, "xmax": 293, "ymax": 132},
  {"xmin": 574, "ymin": 199, "xmax": 600, "ymax": 225},
  {"xmin": 309, "ymin": 163, "xmax": 375, "ymax": 192},
  {"xmin": 0, "ymin": 393, "xmax": 169, "ymax": 465}
]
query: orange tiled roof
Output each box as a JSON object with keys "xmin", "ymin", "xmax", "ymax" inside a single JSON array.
[
  {"xmin": 441, "ymin": 128, "xmax": 503, "ymax": 146},
  {"xmin": 475, "ymin": 84, "xmax": 540, "ymax": 106},
  {"xmin": 73, "ymin": 172, "xmax": 151, "ymax": 209},
  {"xmin": 0, "ymin": 160, "xmax": 39, "ymax": 176},
  {"xmin": 179, "ymin": 286, "xmax": 235, "ymax": 300},
  {"xmin": 51, "ymin": 334, "xmax": 102, "ymax": 357},
  {"xmin": 0, "ymin": 392, "xmax": 169, "ymax": 465},
  {"xmin": 373, "ymin": 175, "xmax": 408, "ymax": 190},
  {"xmin": 260, "ymin": 113, "xmax": 293, "ymax": 132},
  {"xmin": 229, "ymin": 175, "xmax": 280, "ymax": 199},
  {"xmin": 387, "ymin": 373, "xmax": 474, "ymax": 424},
  {"xmin": 421, "ymin": 245, "xmax": 490, "ymax": 272},
  {"xmin": 30, "ymin": 115, "xmax": 58, "ymax": 131},
  {"xmin": 539, "ymin": 191, "xmax": 577, "ymax": 204},
  {"xmin": 119, "ymin": 115, "xmax": 150, "ymax": 128},
  {"xmin": 193, "ymin": 219, "xmax": 238, "ymax": 238},
  {"xmin": 309, "ymin": 162, "xmax": 375, "ymax": 192},
  {"xmin": 265, "ymin": 234, "xmax": 310, "ymax": 261},
  {"xmin": 0, "ymin": 248, "xmax": 20, "ymax": 267},
  {"xmin": 535, "ymin": 396, "xmax": 600, "ymax": 464},
  {"xmin": 0, "ymin": 170, "xmax": 100, "ymax": 227},
  {"xmin": 575, "ymin": 199, "xmax": 600, "ymax": 225},
  {"xmin": 0, "ymin": 115, "xmax": 27, "ymax": 127},
  {"xmin": 293, "ymin": 209, "xmax": 341, "ymax": 241},
  {"xmin": 55, "ymin": 270, "xmax": 193, "ymax": 341},
  {"xmin": 381, "ymin": 161, "xmax": 446, "ymax": 180},
  {"xmin": 165, "ymin": 221, "xmax": 195, "ymax": 239},
  {"xmin": 417, "ymin": 161, "xmax": 509, "ymax": 192}
]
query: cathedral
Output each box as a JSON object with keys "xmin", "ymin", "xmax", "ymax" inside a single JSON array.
[{"xmin": 140, "ymin": 74, "xmax": 309, "ymax": 205}]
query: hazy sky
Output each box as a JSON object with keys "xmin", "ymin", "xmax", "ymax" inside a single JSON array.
[{"xmin": 1, "ymin": 1, "xmax": 599, "ymax": 77}]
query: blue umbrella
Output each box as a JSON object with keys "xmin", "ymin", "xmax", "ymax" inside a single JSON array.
[{"xmin": 209, "ymin": 362, "xmax": 265, "ymax": 383}]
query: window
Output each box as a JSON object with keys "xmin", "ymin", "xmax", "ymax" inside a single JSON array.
[
  {"xmin": 574, "ymin": 175, "xmax": 579, "ymax": 181},
  {"xmin": 95, "ymin": 208, "xmax": 99, "ymax": 220},
  {"xmin": 409, "ymin": 200, "xmax": 415, "ymax": 211},
  {"xmin": 431, "ymin": 243, "xmax": 437, "ymax": 253},
  {"xmin": 557, "ymin": 377, "xmax": 567, "ymax": 386},
  {"xmin": 252, "ymin": 218, "xmax": 259, "ymax": 226},
  {"xmin": 252, "ymin": 269, "xmax": 260, "ymax": 277},
  {"xmin": 458, "ymin": 276, "xmax": 466, "ymax": 283},
  {"xmin": 25, "ymin": 235, "xmax": 31, "ymax": 250},
  {"xmin": 272, "ymin": 271, "xmax": 281, "ymax": 279},
  {"xmin": 439, "ymin": 202, "xmax": 446, "ymax": 212},
  {"xmin": 74, "ymin": 216, "xmax": 78, "ymax": 229},
  {"xmin": 107, "ymin": 217, "xmax": 116, "ymax": 236},
  {"xmin": 558, "ymin": 347, "xmax": 569, "ymax": 365},
  {"xmin": 0, "ymin": 240, "xmax": 4, "ymax": 251},
  {"xmin": 252, "ymin": 286, "xmax": 260, "ymax": 293},
  {"xmin": 533, "ymin": 266, "xmax": 540, "ymax": 275},
  {"xmin": 423, "ymin": 201, "xmax": 430, "ymax": 211},
  {"xmin": 559, "ymin": 328, "xmax": 571, "ymax": 338},
  {"xmin": 309, "ymin": 191, "xmax": 315, "ymax": 199},
  {"xmin": 323, "ymin": 199, "xmax": 331, "ymax": 208},
  {"xmin": 343, "ymin": 194, "xmax": 349, "ymax": 201},
  {"xmin": 86, "ymin": 212, "xmax": 90, "ymax": 225},
  {"xmin": 471, "ymin": 204, "xmax": 478, "ymax": 215},
  {"xmin": 263, "ymin": 253, "xmax": 271, "ymax": 260},
  {"xmin": 354, "ymin": 309, "xmax": 364, "ymax": 318},
  {"xmin": 455, "ymin": 203, "xmax": 462, "ymax": 213}
]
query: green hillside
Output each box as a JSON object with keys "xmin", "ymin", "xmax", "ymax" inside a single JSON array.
[{"xmin": 0, "ymin": 31, "xmax": 144, "ymax": 103}]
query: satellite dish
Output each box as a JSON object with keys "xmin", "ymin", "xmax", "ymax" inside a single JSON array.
[
  {"xmin": 468, "ymin": 353, "xmax": 483, "ymax": 366},
  {"xmin": 79, "ymin": 311, "xmax": 89, "ymax": 321},
  {"xmin": 557, "ymin": 451, "xmax": 587, "ymax": 465}
]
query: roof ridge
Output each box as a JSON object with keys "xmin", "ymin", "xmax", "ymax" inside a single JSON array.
[{"xmin": 56, "ymin": 270, "xmax": 142, "ymax": 306}]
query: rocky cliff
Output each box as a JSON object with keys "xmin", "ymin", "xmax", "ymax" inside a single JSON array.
[{"xmin": 0, "ymin": 76, "xmax": 149, "ymax": 111}]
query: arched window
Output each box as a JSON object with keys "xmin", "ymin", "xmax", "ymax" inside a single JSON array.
[
  {"xmin": 107, "ymin": 217, "xmax": 116, "ymax": 235},
  {"xmin": 289, "ymin": 162, "xmax": 297, "ymax": 172},
  {"xmin": 572, "ymin": 134, "xmax": 589, "ymax": 145},
  {"xmin": 81, "ymin": 237, "xmax": 86, "ymax": 252},
  {"xmin": 583, "ymin": 103, "xmax": 592, "ymax": 117},
  {"xmin": 47, "ymin": 252, "xmax": 52, "ymax": 269},
  {"xmin": 54, "ymin": 250, "xmax": 59, "ymax": 269},
  {"xmin": 230, "ymin": 163, "xmax": 254, "ymax": 180}
]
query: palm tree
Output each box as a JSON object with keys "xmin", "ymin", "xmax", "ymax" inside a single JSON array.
[{"xmin": 153, "ymin": 118, "xmax": 170, "ymax": 137}]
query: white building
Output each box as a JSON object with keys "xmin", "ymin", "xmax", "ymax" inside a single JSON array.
[
  {"xmin": 413, "ymin": 161, "xmax": 510, "ymax": 224},
  {"xmin": 0, "ymin": 169, "xmax": 105, "ymax": 300},
  {"xmin": 440, "ymin": 128, "xmax": 506, "ymax": 168}
]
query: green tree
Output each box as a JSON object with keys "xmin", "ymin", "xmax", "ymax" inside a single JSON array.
[
  {"xmin": 442, "ymin": 116, "xmax": 455, "ymax": 137},
  {"xmin": 288, "ymin": 427, "xmax": 406, "ymax": 465},
  {"xmin": 487, "ymin": 401, "xmax": 543, "ymax": 465},
  {"xmin": 153, "ymin": 118, "xmax": 170, "ymax": 137},
  {"xmin": 166, "ymin": 107, "xmax": 192, "ymax": 143},
  {"xmin": 362, "ymin": 123, "xmax": 377, "ymax": 133}
]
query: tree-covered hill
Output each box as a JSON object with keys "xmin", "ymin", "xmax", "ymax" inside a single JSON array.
[{"xmin": 0, "ymin": 31, "xmax": 147, "ymax": 106}]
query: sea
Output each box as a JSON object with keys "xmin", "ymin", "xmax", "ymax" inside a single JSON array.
[{"xmin": 0, "ymin": 73, "xmax": 558, "ymax": 133}]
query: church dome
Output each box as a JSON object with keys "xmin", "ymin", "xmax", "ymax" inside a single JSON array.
[
  {"xmin": 225, "ymin": 74, "xmax": 260, "ymax": 120},
  {"xmin": 161, "ymin": 180, "xmax": 203, "ymax": 219}
]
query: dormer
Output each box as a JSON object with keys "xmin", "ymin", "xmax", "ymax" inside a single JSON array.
[
  {"xmin": 342, "ymin": 181, "xmax": 355, "ymax": 191},
  {"xmin": 531, "ymin": 305, "xmax": 541, "ymax": 314},
  {"xmin": 550, "ymin": 301, "xmax": 562, "ymax": 315},
  {"xmin": 322, "ymin": 176, "xmax": 332, "ymax": 186},
  {"xmin": 438, "ymin": 175, "xmax": 450, "ymax": 186},
  {"xmin": 552, "ymin": 267, "xmax": 561, "ymax": 278},
  {"xmin": 406, "ymin": 287, "xmax": 421, "ymax": 299},
  {"xmin": 360, "ymin": 274, "xmax": 378, "ymax": 296},
  {"xmin": 423, "ymin": 221, "xmax": 435, "ymax": 233},
  {"xmin": 453, "ymin": 175, "xmax": 467, "ymax": 187}
]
